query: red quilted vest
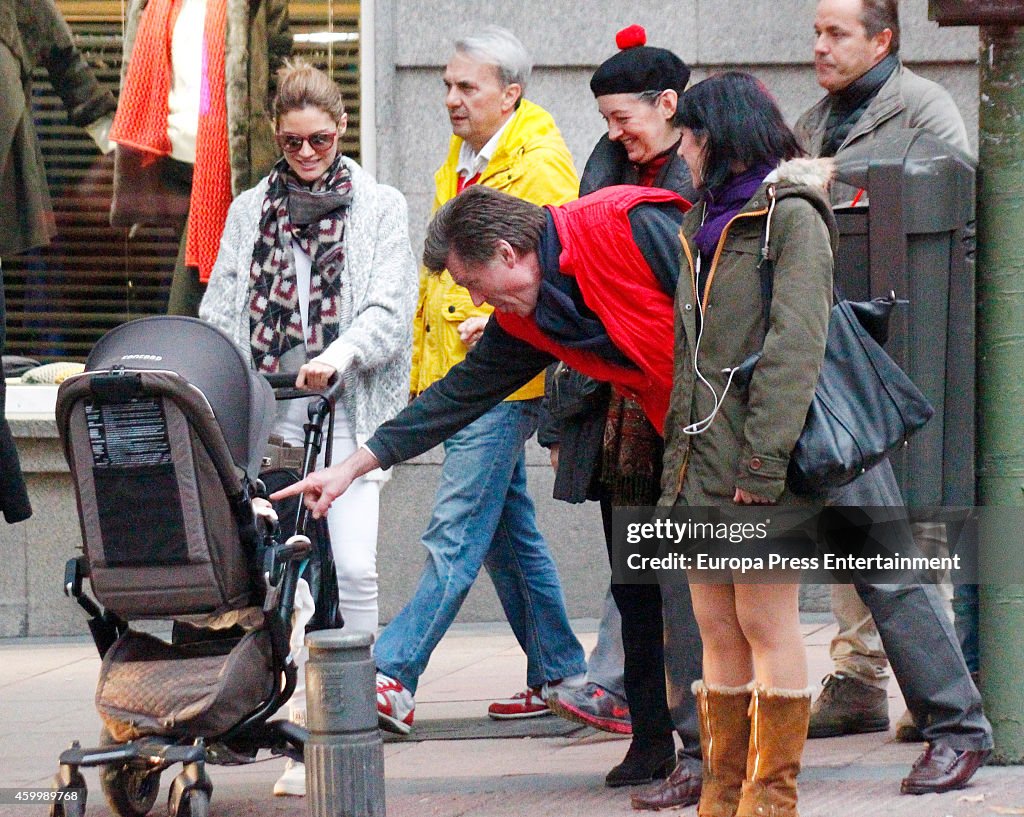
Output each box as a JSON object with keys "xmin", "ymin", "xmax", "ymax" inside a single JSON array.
[{"xmin": 496, "ymin": 185, "xmax": 690, "ymax": 434}]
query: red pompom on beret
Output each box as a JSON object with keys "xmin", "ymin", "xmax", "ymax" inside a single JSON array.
[
  {"xmin": 590, "ymin": 26, "xmax": 689, "ymax": 97},
  {"xmin": 615, "ymin": 24, "xmax": 647, "ymax": 49}
]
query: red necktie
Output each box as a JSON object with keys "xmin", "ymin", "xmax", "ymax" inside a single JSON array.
[{"xmin": 456, "ymin": 171, "xmax": 481, "ymax": 194}]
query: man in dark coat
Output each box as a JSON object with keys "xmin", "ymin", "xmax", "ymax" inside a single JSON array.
[
  {"xmin": 791, "ymin": 0, "xmax": 991, "ymax": 797},
  {"xmin": 0, "ymin": 0, "xmax": 117, "ymax": 523}
]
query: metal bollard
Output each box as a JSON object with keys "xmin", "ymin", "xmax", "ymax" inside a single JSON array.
[{"xmin": 305, "ymin": 630, "xmax": 386, "ymax": 816}]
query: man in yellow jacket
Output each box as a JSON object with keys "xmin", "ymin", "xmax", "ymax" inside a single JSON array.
[{"xmin": 373, "ymin": 25, "xmax": 587, "ymax": 734}]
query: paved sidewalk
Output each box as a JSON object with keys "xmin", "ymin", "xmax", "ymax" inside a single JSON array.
[{"xmin": 1, "ymin": 618, "xmax": 1022, "ymax": 816}]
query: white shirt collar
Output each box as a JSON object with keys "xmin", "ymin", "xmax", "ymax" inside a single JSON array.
[{"xmin": 455, "ymin": 113, "xmax": 515, "ymax": 178}]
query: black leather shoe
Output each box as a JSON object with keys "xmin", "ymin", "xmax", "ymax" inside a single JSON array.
[
  {"xmin": 629, "ymin": 755, "xmax": 702, "ymax": 810},
  {"xmin": 605, "ymin": 740, "xmax": 676, "ymax": 788},
  {"xmin": 900, "ymin": 743, "xmax": 990, "ymax": 795}
]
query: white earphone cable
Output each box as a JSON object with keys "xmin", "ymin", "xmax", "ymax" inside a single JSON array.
[
  {"xmin": 682, "ymin": 189, "xmax": 777, "ymax": 436},
  {"xmin": 683, "ymin": 224, "xmax": 730, "ymax": 436}
]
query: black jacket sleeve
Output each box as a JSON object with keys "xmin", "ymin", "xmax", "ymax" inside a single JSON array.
[
  {"xmin": 536, "ymin": 364, "xmax": 561, "ymax": 449},
  {"xmin": 365, "ymin": 318, "xmax": 556, "ymax": 468},
  {"xmin": 628, "ymin": 203, "xmax": 684, "ymax": 296},
  {"xmin": 579, "ymin": 136, "xmax": 634, "ymax": 196}
]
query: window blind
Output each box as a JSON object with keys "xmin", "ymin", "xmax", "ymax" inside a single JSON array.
[{"xmin": 3, "ymin": 1, "xmax": 360, "ymax": 363}]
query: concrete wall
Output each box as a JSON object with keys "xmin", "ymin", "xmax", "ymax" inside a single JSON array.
[
  {"xmin": 0, "ymin": 419, "xmax": 83, "ymax": 637},
  {"xmin": 372, "ymin": 0, "xmax": 979, "ymax": 254}
]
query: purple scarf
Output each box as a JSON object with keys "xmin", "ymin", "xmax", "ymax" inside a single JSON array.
[{"xmin": 692, "ymin": 161, "xmax": 778, "ymax": 260}]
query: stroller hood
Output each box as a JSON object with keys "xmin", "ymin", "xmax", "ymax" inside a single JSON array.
[{"xmin": 85, "ymin": 316, "xmax": 274, "ymax": 480}]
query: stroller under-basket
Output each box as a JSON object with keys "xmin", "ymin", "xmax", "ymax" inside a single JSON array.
[{"xmin": 47, "ymin": 316, "xmax": 343, "ymax": 817}]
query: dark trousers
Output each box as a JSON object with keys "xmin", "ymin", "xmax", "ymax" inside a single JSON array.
[
  {"xmin": 167, "ymin": 230, "xmax": 204, "ymax": 317},
  {"xmin": 663, "ymin": 580, "xmax": 702, "ymax": 760},
  {"xmin": 161, "ymin": 158, "xmax": 203, "ymax": 318},
  {"xmin": 856, "ymin": 579, "xmax": 990, "ymax": 749},
  {"xmin": 0, "ymin": 259, "xmax": 32, "ymax": 523},
  {"xmin": 600, "ymin": 494, "xmax": 702, "ymax": 757},
  {"xmin": 834, "ymin": 462, "xmax": 992, "ymax": 750}
]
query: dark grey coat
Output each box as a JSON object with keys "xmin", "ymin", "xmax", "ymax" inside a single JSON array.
[
  {"xmin": 1, "ymin": 0, "xmax": 117, "ymax": 522},
  {"xmin": 0, "ymin": 0, "xmax": 116, "ymax": 256}
]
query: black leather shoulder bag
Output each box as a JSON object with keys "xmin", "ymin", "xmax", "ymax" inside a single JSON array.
[{"xmin": 733, "ymin": 192, "xmax": 934, "ymax": 496}]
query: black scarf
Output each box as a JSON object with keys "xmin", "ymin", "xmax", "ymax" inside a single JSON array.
[
  {"xmin": 532, "ymin": 213, "xmax": 635, "ymax": 367},
  {"xmin": 820, "ymin": 53, "xmax": 899, "ymax": 158}
]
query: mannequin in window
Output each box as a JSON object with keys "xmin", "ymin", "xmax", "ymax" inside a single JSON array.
[
  {"xmin": 1, "ymin": 0, "xmax": 117, "ymax": 524},
  {"xmin": 108, "ymin": 0, "xmax": 290, "ymax": 316}
]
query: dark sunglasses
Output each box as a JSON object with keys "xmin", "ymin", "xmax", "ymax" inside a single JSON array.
[{"xmin": 276, "ymin": 130, "xmax": 338, "ymax": 155}]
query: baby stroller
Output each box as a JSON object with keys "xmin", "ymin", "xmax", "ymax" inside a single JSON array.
[{"xmin": 48, "ymin": 316, "xmax": 342, "ymax": 817}]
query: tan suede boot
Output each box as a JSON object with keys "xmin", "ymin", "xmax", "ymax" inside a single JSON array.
[
  {"xmin": 694, "ymin": 680, "xmax": 753, "ymax": 817},
  {"xmin": 735, "ymin": 685, "xmax": 813, "ymax": 817}
]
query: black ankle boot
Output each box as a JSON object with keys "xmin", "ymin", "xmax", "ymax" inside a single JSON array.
[{"xmin": 605, "ymin": 738, "xmax": 676, "ymax": 787}]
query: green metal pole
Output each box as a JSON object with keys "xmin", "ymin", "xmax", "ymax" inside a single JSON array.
[{"xmin": 977, "ymin": 23, "xmax": 1024, "ymax": 763}]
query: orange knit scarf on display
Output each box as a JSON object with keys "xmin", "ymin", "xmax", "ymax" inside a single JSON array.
[{"xmin": 109, "ymin": 0, "xmax": 231, "ymax": 282}]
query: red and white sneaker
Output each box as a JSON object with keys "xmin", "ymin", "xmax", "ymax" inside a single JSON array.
[
  {"xmin": 487, "ymin": 687, "xmax": 553, "ymax": 720},
  {"xmin": 376, "ymin": 671, "xmax": 415, "ymax": 734},
  {"xmin": 548, "ymin": 682, "xmax": 632, "ymax": 734}
]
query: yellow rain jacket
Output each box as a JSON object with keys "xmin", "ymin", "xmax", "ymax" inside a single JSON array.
[{"xmin": 410, "ymin": 99, "xmax": 579, "ymax": 399}]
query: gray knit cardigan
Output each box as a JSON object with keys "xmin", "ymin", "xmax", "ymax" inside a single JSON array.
[{"xmin": 200, "ymin": 156, "xmax": 417, "ymax": 443}]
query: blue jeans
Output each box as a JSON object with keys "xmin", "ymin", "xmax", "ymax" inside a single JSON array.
[
  {"xmin": 953, "ymin": 583, "xmax": 980, "ymax": 674},
  {"xmin": 375, "ymin": 399, "xmax": 586, "ymax": 694}
]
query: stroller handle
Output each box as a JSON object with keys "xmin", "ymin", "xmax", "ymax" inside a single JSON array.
[
  {"xmin": 263, "ymin": 371, "xmax": 344, "ymax": 407},
  {"xmin": 263, "ymin": 372, "xmax": 298, "ymax": 389},
  {"xmin": 321, "ymin": 376, "xmax": 344, "ymax": 408}
]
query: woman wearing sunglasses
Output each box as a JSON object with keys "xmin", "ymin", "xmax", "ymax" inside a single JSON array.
[{"xmin": 200, "ymin": 58, "xmax": 416, "ymax": 796}]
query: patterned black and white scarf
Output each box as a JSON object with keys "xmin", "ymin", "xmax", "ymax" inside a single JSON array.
[{"xmin": 249, "ymin": 155, "xmax": 353, "ymax": 373}]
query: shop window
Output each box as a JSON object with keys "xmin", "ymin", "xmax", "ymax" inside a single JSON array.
[{"xmin": 3, "ymin": 1, "xmax": 360, "ymax": 363}]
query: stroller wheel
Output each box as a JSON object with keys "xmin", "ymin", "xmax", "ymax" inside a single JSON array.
[
  {"xmin": 168, "ymin": 787, "xmax": 209, "ymax": 817},
  {"xmin": 48, "ymin": 801, "xmax": 85, "ymax": 817},
  {"xmin": 98, "ymin": 728, "xmax": 162, "ymax": 817},
  {"xmin": 49, "ymin": 767, "xmax": 86, "ymax": 817}
]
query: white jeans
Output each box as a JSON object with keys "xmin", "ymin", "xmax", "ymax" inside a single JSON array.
[{"xmin": 274, "ymin": 398, "xmax": 380, "ymax": 719}]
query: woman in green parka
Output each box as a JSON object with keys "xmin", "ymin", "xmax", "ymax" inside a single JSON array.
[{"xmin": 662, "ymin": 72, "xmax": 836, "ymax": 817}]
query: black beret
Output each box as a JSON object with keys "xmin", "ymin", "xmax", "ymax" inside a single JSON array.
[{"xmin": 589, "ymin": 25, "xmax": 690, "ymax": 98}]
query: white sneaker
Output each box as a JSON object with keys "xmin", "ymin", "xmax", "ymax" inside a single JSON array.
[
  {"xmin": 273, "ymin": 759, "xmax": 306, "ymax": 796},
  {"xmin": 376, "ymin": 671, "xmax": 415, "ymax": 734}
]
